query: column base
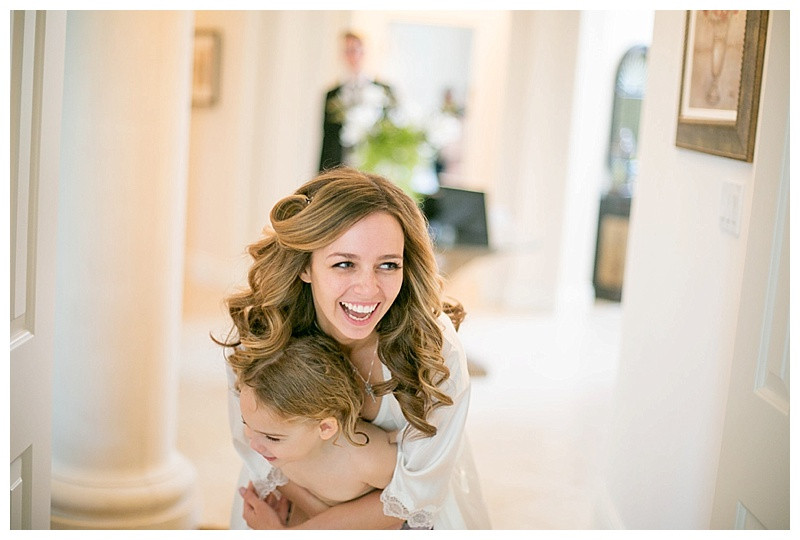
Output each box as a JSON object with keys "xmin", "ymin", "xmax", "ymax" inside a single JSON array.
[{"xmin": 50, "ymin": 454, "xmax": 199, "ymax": 530}]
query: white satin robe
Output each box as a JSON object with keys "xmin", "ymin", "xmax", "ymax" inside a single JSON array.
[{"xmin": 226, "ymin": 313, "xmax": 491, "ymax": 529}]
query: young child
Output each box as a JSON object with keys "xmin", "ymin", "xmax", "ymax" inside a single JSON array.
[{"xmin": 232, "ymin": 333, "xmax": 398, "ymax": 529}]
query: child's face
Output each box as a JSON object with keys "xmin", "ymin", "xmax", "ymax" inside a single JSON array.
[{"xmin": 239, "ymin": 385, "xmax": 323, "ymax": 466}]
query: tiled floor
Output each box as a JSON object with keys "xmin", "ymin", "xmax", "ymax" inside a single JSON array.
[{"xmin": 176, "ymin": 259, "xmax": 621, "ymax": 529}]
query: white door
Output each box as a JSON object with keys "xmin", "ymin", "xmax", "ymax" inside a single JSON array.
[
  {"xmin": 710, "ymin": 13, "xmax": 789, "ymax": 529},
  {"xmin": 10, "ymin": 10, "xmax": 66, "ymax": 530}
]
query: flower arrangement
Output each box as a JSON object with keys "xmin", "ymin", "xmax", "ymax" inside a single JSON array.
[{"xmin": 335, "ymin": 84, "xmax": 461, "ymax": 198}]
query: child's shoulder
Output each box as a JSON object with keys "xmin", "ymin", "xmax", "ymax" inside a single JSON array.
[
  {"xmin": 352, "ymin": 419, "xmax": 393, "ymax": 448},
  {"xmin": 346, "ymin": 420, "xmax": 397, "ymax": 489}
]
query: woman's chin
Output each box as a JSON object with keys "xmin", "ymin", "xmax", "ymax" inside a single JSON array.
[{"xmin": 334, "ymin": 313, "xmax": 380, "ymax": 341}]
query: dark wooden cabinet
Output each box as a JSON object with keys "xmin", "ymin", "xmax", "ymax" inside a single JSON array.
[{"xmin": 592, "ymin": 192, "xmax": 631, "ymax": 302}]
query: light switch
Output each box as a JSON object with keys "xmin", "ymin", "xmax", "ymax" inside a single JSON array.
[{"xmin": 720, "ymin": 181, "xmax": 743, "ymax": 237}]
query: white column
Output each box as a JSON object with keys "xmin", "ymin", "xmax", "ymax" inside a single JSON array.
[{"xmin": 51, "ymin": 11, "xmax": 198, "ymax": 529}]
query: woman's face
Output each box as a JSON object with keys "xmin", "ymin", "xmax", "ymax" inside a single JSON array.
[{"xmin": 300, "ymin": 211, "xmax": 404, "ymax": 347}]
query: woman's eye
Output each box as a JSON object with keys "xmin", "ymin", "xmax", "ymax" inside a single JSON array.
[
  {"xmin": 333, "ymin": 261, "xmax": 354, "ymax": 269},
  {"xmin": 265, "ymin": 435, "xmax": 281, "ymax": 443},
  {"xmin": 380, "ymin": 262, "xmax": 402, "ymax": 270}
]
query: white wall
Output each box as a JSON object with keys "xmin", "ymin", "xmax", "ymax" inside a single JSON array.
[
  {"xmin": 492, "ymin": 11, "xmax": 581, "ymax": 310},
  {"xmin": 383, "ymin": 22, "xmax": 474, "ymax": 117},
  {"xmin": 434, "ymin": 11, "xmax": 582, "ymax": 312},
  {"xmin": 597, "ymin": 11, "xmax": 789, "ymax": 528},
  {"xmin": 351, "ymin": 10, "xmax": 511, "ymax": 194},
  {"xmin": 186, "ymin": 11, "xmax": 262, "ymax": 290},
  {"xmin": 459, "ymin": 10, "xmax": 649, "ymax": 313},
  {"xmin": 558, "ymin": 11, "xmax": 654, "ymax": 305},
  {"xmin": 185, "ymin": 11, "xmax": 345, "ymax": 292},
  {"xmin": 246, "ymin": 11, "xmax": 348, "ymax": 232}
]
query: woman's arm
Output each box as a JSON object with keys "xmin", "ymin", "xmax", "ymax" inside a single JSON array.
[
  {"xmin": 277, "ymin": 480, "xmax": 330, "ymax": 518},
  {"xmin": 378, "ymin": 313, "xmax": 473, "ymax": 528},
  {"xmin": 241, "ymin": 484, "xmax": 403, "ymax": 530},
  {"xmin": 290, "ymin": 490, "xmax": 404, "ymax": 530}
]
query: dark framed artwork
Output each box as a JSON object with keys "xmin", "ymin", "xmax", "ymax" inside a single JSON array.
[
  {"xmin": 192, "ymin": 30, "xmax": 221, "ymax": 107},
  {"xmin": 675, "ymin": 10, "xmax": 769, "ymax": 162}
]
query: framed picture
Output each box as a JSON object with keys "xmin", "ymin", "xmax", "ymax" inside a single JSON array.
[
  {"xmin": 675, "ymin": 10, "xmax": 769, "ymax": 162},
  {"xmin": 192, "ymin": 30, "xmax": 221, "ymax": 107}
]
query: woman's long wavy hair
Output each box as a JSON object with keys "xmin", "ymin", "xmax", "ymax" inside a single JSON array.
[
  {"xmin": 233, "ymin": 333, "xmax": 367, "ymax": 446},
  {"xmin": 220, "ymin": 167, "xmax": 462, "ymax": 437}
]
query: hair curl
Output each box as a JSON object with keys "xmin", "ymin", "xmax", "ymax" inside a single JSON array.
[{"xmin": 219, "ymin": 167, "xmax": 464, "ymax": 437}]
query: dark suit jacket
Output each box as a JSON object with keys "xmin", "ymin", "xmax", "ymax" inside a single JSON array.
[{"xmin": 318, "ymin": 81, "xmax": 394, "ymax": 172}]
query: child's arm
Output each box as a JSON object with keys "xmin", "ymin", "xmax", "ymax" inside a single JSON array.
[{"xmin": 277, "ymin": 479, "xmax": 331, "ymax": 518}]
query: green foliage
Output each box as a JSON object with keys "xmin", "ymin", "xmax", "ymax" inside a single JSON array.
[{"xmin": 352, "ymin": 119, "xmax": 429, "ymax": 199}]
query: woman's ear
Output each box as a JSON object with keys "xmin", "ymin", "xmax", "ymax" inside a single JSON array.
[
  {"xmin": 318, "ymin": 417, "xmax": 339, "ymax": 441},
  {"xmin": 299, "ymin": 266, "xmax": 311, "ymax": 284}
]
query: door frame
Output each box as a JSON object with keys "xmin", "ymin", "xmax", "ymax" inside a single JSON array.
[{"xmin": 10, "ymin": 10, "xmax": 66, "ymax": 529}]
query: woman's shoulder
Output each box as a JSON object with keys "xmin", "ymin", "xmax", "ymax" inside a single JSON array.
[
  {"xmin": 437, "ymin": 308, "xmax": 458, "ymax": 336},
  {"xmin": 437, "ymin": 311, "xmax": 462, "ymax": 351},
  {"xmin": 436, "ymin": 312, "xmax": 469, "ymax": 387}
]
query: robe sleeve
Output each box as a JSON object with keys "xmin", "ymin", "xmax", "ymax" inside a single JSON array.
[{"xmin": 378, "ymin": 314, "xmax": 471, "ymax": 529}]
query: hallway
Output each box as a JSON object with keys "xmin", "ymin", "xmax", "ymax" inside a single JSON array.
[
  {"xmin": 16, "ymin": 9, "xmax": 784, "ymax": 530},
  {"xmin": 176, "ymin": 254, "xmax": 622, "ymax": 529}
]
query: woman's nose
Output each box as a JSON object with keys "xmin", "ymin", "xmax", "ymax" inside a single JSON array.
[{"xmin": 354, "ymin": 269, "xmax": 379, "ymax": 295}]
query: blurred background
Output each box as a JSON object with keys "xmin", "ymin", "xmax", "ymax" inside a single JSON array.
[{"xmin": 10, "ymin": 9, "xmax": 789, "ymax": 531}]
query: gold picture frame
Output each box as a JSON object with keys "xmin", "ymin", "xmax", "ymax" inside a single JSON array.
[
  {"xmin": 675, "ymin": 10, "xmax": 768, "ymax": 162},
  {"xmin": 192, "ymin": 30, "xmax": 221, "ymax": 107}
]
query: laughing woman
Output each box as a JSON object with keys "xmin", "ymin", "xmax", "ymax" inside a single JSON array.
[{"xmin": 219, "ymin": 167, "xmax": 490, "ymax": 529}]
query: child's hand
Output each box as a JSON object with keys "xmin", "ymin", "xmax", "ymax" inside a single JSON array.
[{"xmin": 239, "ymin": 482, "xmax": 291, "ymax": 529}]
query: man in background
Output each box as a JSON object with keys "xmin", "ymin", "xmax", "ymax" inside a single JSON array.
[{"xmin": 319, "ymin": 31, "xmax": 395, "ymax": 172}]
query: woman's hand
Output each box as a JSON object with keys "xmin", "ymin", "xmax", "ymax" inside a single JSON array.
[{"xmin": 239, "ymin": 482, "xmax": 291, "ymax": 529}]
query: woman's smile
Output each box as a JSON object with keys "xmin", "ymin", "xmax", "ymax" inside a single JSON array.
[
  {"xmin": 340, "ymin": 302, "xmax": 380, "ymax": 322},
  {"xmin": 300, "ymin": 211, "xmax": 404, "ymax": 344}
]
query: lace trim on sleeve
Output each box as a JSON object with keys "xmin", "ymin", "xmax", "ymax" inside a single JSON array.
[
  {"xmin": 380, "ymin": 491, "xmax": 436, "ymax": 529},
  {"xmin": 252, "ymin": 467, "xmax": 289, "ymax": 499}
]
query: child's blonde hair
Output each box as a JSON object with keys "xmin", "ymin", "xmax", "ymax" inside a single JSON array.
[{"xmin": 232, "ymin": 333, "xmax": 366, "ymax": 446}]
